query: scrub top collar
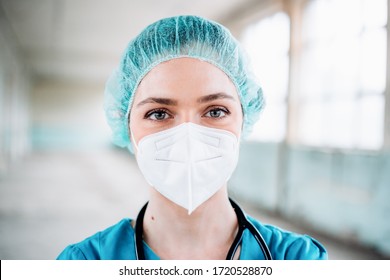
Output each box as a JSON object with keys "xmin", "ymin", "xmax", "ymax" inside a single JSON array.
[{"xmin": 133, "ymin": 219, "xmax": 266, "ymax": 260}]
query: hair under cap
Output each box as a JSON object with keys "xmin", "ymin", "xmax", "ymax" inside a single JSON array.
[{"xmin": 104, "ymin": 15, "xmax": 265, "ymax": 151}]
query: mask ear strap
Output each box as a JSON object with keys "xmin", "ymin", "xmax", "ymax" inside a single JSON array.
[{"xmin": 130, "ymin": 127, "xmax": 139, "ymax": 151}]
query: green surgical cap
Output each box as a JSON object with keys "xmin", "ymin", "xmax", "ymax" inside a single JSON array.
[{"xmin": 104, "ymin": 15, "xmax": 265, "ymax": 151}]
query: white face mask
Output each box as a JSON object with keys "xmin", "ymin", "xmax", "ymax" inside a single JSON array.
[{"xmin": 132, "ymin": 122, "xmax": 239, "ymax": 214}]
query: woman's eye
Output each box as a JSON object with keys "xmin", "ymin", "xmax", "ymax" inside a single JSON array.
[
  {"xmin": 204, "ymin": 108, "xmax": 228, "ymax": 118},
  {"xmin": 145, "ymin": 110, "xmax": 170, "ymax": 121}
]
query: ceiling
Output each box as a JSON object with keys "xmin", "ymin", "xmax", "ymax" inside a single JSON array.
[{"xmin": 1, "ymin": 0, "xmax": 257, "ymax": 85}]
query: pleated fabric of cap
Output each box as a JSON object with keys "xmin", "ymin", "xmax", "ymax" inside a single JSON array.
[{"xmin": 104, "ymin": 15, "xmax": 265, "ymax": 152}]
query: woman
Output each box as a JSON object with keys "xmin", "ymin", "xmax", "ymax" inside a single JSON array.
[{"xmin": 57, "ymin": 15, "xmax": 327, "ymax": 260}]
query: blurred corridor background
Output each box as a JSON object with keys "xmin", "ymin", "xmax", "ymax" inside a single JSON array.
[{"xmin": 0, "ymin": 0, "xmax": 389, "ymax": 259}]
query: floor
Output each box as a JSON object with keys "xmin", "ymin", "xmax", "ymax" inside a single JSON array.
[{"xmin": 0, "ymin": 148, "xmax": 387, "ymax": 260}]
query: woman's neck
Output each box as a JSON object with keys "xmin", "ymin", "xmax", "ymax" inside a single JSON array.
[{"xmin": 141, "ymin": 187, "xmax": 239, "ymax": 259}]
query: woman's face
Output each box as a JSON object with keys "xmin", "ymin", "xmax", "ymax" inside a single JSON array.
[{"xmin": 129, "ymin": 57, "xmax": 243, "ymax": 147}]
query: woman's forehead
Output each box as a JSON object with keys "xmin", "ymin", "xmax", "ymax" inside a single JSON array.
[{"xmin": 135, "ymin": 57, "xmax": 239, "ymax": 101}]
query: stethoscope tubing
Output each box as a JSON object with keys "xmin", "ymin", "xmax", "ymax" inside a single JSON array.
[
  {"xmin": 134, "ymin": 202, "xmax": 148, "ymax": 260},
  {"xmin": 134, "ymin": 198, "xmax": 272, "ymax": 260},
  {"xmin": 228, "ymin": 198, "xmax": 273, "ymax": 260}
]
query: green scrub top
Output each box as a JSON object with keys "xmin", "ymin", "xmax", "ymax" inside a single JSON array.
[{"xmin": 57, "ymin": 216, "xmax": 327, "ymax": 260}]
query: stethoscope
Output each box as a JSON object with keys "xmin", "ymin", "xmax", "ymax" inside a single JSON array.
[{"xmin": 134, "ymin": 198, "xmax": 273, "ymax": 260}]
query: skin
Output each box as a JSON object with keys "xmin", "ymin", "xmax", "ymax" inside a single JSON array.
[{"xmin": 129, "ymin": 57, "xmax": 243, "ymax": 259}]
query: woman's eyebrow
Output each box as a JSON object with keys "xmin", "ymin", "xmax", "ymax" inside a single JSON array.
[
  {"xmin": 197, "ymin": 93, "xmax": 235, "ymax": 103},
  {"xmin": 136, "ymin": 97, "xmax": 178, "ymax": 107}
]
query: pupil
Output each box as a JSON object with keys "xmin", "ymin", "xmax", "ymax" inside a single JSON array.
[
  {"xmin": 211, "ymin": 110, "xmax": 220, "ymax": 117},
  {"xmin": 155, "ymin": 112, "xmax": 165, "ymax": 119}
]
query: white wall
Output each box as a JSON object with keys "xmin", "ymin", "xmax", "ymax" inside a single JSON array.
[
  {"xmin": 0, "ymin": 14, "xmax": 31, "ymax": 175},
  {"xmin": 31, "ymin": 81, "xmax": 112, "ymax": 150}
]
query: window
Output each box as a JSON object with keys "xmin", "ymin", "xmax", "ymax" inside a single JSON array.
[
  {"xmin": 296, "ymin": 0, "xmax": 387, "ymax": 150},
  {"xmin": 241, "ymin": 12, "xmax": 290, "ymax": 142}
]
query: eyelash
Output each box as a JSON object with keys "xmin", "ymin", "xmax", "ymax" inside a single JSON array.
[
  {"xmin": 203, "ymin": 106, "xmax": 230, "ymax": 119},
  {"xmin": 144, "ymin": 108, "xmax": 172, "ymax": 121},
  {"xmin": 144, "ymin": 106, "xmax": 230, "ymax": 121}
]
